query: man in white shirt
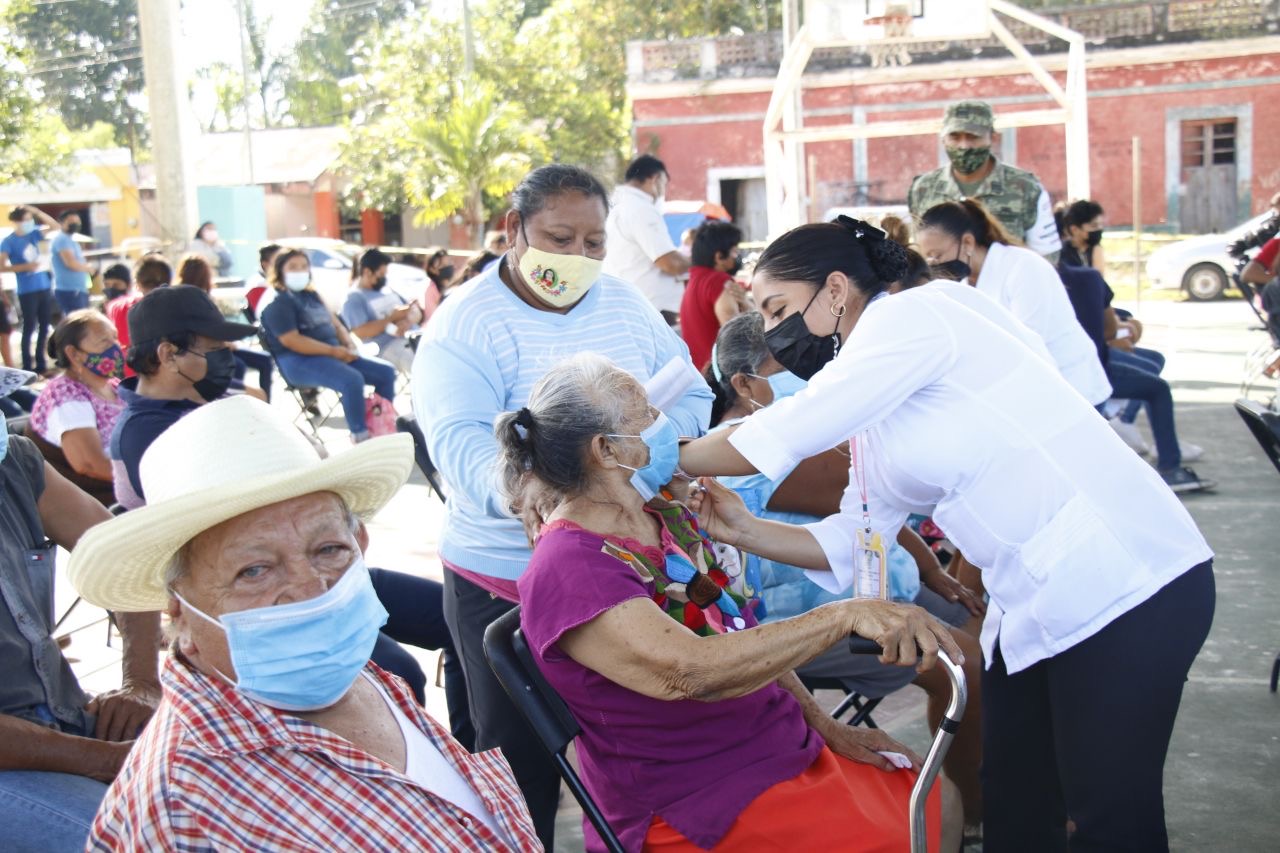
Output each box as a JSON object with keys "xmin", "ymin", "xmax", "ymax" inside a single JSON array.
[{"xmin": 603, "ymin": 155, "xmax": 690, "ymax": 324}]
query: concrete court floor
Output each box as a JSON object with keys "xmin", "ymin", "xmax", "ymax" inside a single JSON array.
[{"xmin": 60, "ymin": 296, "xmax": 1278, "ymax": 851}]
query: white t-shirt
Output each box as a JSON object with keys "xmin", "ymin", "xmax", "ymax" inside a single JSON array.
[
  {"xmin": 975, "ymin": 242, "xmax": 1112, "ymax": 406},
  {"xmin": 370, "ymin": 677, "xmax": 508, "ymax": 843},
  {"xmin": 730, "ymin": 286, "xmax": 1211, "ymax": 675},
  {"xmin": 602, "ymin": 185, "xmax": 683, "ymax": 313}
]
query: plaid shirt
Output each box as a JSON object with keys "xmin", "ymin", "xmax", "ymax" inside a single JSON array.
[{"xmin": 88, "ymin": 656, "xmax": 541, "ymax": 851}]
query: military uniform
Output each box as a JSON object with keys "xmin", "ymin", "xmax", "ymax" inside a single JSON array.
[
  {"xmin": 909, "ymin": 159, "xmax": 1062, "ymax": 257},
  {"xmin": 910, "ymin": 99, "xmax": 1062, "ymax": 259}
]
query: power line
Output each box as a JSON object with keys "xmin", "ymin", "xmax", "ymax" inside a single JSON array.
[{"xmin": 30, "ymin": 50, "xmax": 142, "ymax": 75}]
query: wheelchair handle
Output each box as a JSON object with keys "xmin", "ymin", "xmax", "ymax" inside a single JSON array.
[{"xmin": 847, "ymin": 635, "xmax": 968, "ymax": 853}]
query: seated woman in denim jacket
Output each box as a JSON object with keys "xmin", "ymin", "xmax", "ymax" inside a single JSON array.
[
  {"xmin": 259, "ymin": 249, "xmax": 397, "ymax": 442},
  {"xmin": 504, "ymin": 352, "xmax": 963, "ymax": 853}
]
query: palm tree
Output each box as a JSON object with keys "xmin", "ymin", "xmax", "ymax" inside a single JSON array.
[{"xmin": 400, "ymin": 81, "xmax": 545, "ymax": 246}]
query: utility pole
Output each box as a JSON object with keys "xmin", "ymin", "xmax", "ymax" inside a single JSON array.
[
  {"xmin": 462, "ymin": 0, "xmax": 475, "ymax": 75},
  {"xmin": 235, "ymin": 0, "xmax": 257, "ymax": 185},
  {"xmin": 138, "ymin": 0, "xmax": 197, "ymax": 254}
]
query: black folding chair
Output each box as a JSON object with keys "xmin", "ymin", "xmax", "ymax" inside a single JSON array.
[
  {"xmin": 798, "ymin": 674, "xmax": 884, "ymax": 728},
  {"xmin": 395, "ymin": 413, "xmax": 447, "ymax": 503},
  {"xmin": 1232, "ymin": 398, "xmax": 1280, "ymax": 691},
  {"xmin": 257, "ymin": 331, "xmax": 339, "ymax": 439},
  {"xmin": 482, "ymin": 607, "xmax": 625, "ymax": 853}
]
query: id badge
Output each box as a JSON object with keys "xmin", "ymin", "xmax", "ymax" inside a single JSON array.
[{"xmin": 853, "ymin": 529, "xmax": 888, "ymax": 600}]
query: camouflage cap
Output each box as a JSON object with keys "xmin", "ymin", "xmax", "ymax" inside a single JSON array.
[{"xmin": 942, "ymin": 100, "xmax": 994, "ymax": 136}]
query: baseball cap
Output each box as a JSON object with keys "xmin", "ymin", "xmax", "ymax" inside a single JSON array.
[
  {"xmin": 128, "ymin": 284, "xmax": 257, "ymax": 345},
  {"xmin": 942, "ymin": 100, "xmax": 995, "ymax": 136}
]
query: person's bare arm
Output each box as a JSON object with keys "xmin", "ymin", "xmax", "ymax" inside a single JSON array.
[
  {"xmin": 1242, "ymin": 260, "xmax": 1275, "ymax": 285},
  {"xmin": 0, "ymin": 251, "xmax": 37, "ymax": 274},
  {"xmin": 0, "ymin": 714, "xmax": 133, "ymax": 781},
  {"xmin": 57, "ymin": 247, "xmax": 95, "ymax": 274},
  {"xmin": 766, "ymin": 447, "xmax": 849, "ymax": 517},
  {"xmin": 556, "ymin": 593, "xmax": 958, "ymax": 703},
  {"xmin": 899, "ymin": 527, "xmax": 985, "ymax": 618},
  {"xmin": 777, "ymin": 671, "xmax": 920, "ymax": 772},
  {"xmin": 25, "ymin": 205, "xmax": 59, "ymax": 231},
  {"xmin": 654, "ymin": 250, "xmax": 690, "ymax": 276},
  {"xmin": 712, "ymin": 287, "xmax": 742, "ymax": 325},
  {"xmin": 59, "ymin": 428, "xmax": 114, "ymax": 481},
  {"xmin": 277, "ymin": 329, "xmax": 356, "ymax": 361},
  {"xmin": 36, "ymin": 462, "xmax": 163, "ymax": 739}
]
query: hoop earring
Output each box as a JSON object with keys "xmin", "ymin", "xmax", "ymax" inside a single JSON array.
[{"xmin": 830, "ymin": 302, "xmax": 847, "ymax": 318}]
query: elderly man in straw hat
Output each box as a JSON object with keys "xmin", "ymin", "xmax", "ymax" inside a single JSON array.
[
  {"xmin": 0, "ymin": 367, "xmax": 161, "ymax": 853},
  {"xmin": 68, "ymin": 396, "xmax": 539, "ymax": 851}
]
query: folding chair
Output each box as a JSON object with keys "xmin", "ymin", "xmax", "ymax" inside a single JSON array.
[
  {"xmin": 1232, "ymin": 399, "xmax": 1280, "ymax": 692},
  {"xmin": 395, "ymin": 413, "xmax": 447, "ymax": 503},
  {"xmin": 483, "ymin": 607, "xmax": 625, "ymax": 853},
  {"xmin": 257, "ymin": 331, "xmax": 340, "ymax": 439},
  {"xmin": 798, "ymin": 674, "xmax": 885, "ymax": 728}
]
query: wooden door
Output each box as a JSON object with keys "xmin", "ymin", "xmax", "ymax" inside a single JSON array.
[{"xmin": 1179, "ymin": 119, "xmax": 1238, "ymax": 234}]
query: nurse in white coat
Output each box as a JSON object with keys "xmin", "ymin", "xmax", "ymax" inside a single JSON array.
[
  {"xmin": 916, "ymin": 198, "xmax": 1113, "ymax": 408},
  {"xmin": 679, "ymin": 218, "xmax": 1214, "ymax": 852}
]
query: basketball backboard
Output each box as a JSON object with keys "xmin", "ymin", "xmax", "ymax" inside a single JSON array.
[{"xmin": 803, "ymin": 0, "xmax": 992, "ymax": 44}]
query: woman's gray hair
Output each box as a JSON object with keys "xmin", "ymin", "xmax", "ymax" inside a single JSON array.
[
  {"xmin": 495, "ymin": 353, "xmax": 636, "ymax": 540},
  {"xmin": 711, "ymin": 312, "xmax": 768, "ymax": 386}
]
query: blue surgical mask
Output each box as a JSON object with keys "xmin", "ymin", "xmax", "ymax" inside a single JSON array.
[
  {"xmin": 765, "ymin": 370, "xmax": 807, "ymax": 400},
  {"xmin": 17, "ymin": 220, "xmax": 35, "ymax": 236},
  {"xmin": 283, "ymin": 271, "xmax": 311, "ymax": 292},
  {"xmin": 176, "ymin": 557, "xmax": 388, "ymax": 712},
  {"xmin": 608, "ymin": 412, "xmax": 680, "ymax": 501}
]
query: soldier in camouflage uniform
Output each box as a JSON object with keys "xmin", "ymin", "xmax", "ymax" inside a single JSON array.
[{"xmin": 908, "ymin": 100, "xmax": 1062, "ymax": 259}]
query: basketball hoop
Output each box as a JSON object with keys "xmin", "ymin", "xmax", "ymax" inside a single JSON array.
[{"xmin": 865, "ymin": 10, "xmax": 915, "ymax": 67}]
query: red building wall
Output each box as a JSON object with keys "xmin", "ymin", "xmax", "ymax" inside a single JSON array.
[{"xmin": 631, "ymin": 46, "xmax": 1280, "ymax": 229}]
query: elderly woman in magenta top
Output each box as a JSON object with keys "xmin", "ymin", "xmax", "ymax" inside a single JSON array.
[
  {"xmin": 504, "ymin": 353, "xmax": 962, "ymax": 853},
  {"xmin": 678, "ymin": 219, "xmax": 1215, "ymax": 851}
]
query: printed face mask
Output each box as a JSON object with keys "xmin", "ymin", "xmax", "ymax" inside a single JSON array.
[
  {"xmin": 608, "ymin": 412, "xmax": 680, "ymax": 501},
  {"xmin": 945, "ymin": 145, "xmax": 991, "ymax": 174},
  {"xmin": 83, "ymin": 343, "xmax": 124, "ymax": 379},
  {"xmin": 514, "ymin": 227, "xmax": 603, "ymax": 308},
  {"xmin": 176, "ymin": 558, "xmax": 388, "ymax": 712}
]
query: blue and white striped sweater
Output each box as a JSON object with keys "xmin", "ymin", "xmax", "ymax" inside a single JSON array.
[{"xmin": 411, "ymin": 263, "xmax": 713, "ymax": 580}]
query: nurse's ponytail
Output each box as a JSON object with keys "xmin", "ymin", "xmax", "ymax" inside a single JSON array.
[{"xmin": 918, "ymin": 199, "xmax": 1019, "ymax": 249}]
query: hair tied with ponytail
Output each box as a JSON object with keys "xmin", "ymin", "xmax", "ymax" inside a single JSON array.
[
  {"xmin": 513, "ymin": 407, "xmax": 535, "ymax": 441},
  {"xmin": 834, "ymin": 215, "xmax": 887, "ymax": 246}
]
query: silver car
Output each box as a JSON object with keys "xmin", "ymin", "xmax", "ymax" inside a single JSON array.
[{"xmin": 1144, "ymin": 212, "xmax": 1270, "ymax": 301}]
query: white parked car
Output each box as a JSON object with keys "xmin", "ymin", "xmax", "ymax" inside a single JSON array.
[
  {"xmin": 273, "ymin": 238, "xmax": 430, "ymax": 309},
  {"xmin": 1144, "ymin": 212, "xmax": 1270, "ymax": 301}
]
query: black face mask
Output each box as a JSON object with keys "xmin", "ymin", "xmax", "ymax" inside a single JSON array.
[
  {"xmin": 437, "ymin": 264, "xmax": 456, "ymax": 281},
  {"xmin": 182, "ymin": 347, "xmax": 237, "ymax": 402},
  {"xmin": 763, "ymin": 288, "xmax": 841, "ymax": 381},
  {"xmin": 930, "ymin": 242, "xmax": 972, "ymax": 282},
  {"xmin": 1084, "ymin": 228, "xmax": 1103, "ymax": 248},
  {"xmin": 930, "ymin": 260, "xmax": 972, "ymax": 281},
  {"xmin": 726, "ymin": 255, "xmax": 743, "ymax": 276},
  {"xmin": 65, "ymin": 222, "xmax": 81, "ymax": 234},
  {"xmin": 372, "ymin": 276, "xmax": 388, "ymax": 291}
]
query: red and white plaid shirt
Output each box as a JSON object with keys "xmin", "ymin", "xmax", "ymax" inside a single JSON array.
[{"xmin": 88, "ymin": 657, "xmax": 541, "ymax": 851}]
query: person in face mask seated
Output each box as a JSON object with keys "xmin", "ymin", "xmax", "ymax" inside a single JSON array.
[
  {"xmin": 412, "ymin": 163, "xmax": 713, "ymax": 848},
  {"xmin": 340, "ymin": 247, "xmax": 422, "ymax": 373},
  {"xmin": 702, "ymin": 312, "xmax": 987, "ymax": 831},
  {"xmin": 27, "ymin": 311, "xmax": 126, "ymax": 506},
  {"xmin": 109, "ymin": 285, "xmax": 257, "ymax": 510},
  {"xmin": 260, "ymin": 249, "xmax": 398, "ymax": 443},
  {"xmin": 67, "ymin": 397, "xmax": 539, "ymax": 851},
  {"xmin": 504, "ymin": 352, "xmax": 963, "ymax": 852}
]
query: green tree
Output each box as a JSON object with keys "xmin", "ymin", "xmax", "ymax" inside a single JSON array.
[
  {"xmin": 344, "ymin": 80, "xmax": 544, "ymax": 244},
  {"xmin": 283, "ymin": 0, "xmax": 423, "ymax": 127},
  {"xmin": 9, "ymin": 0, "xmax": 145, "ymax": 148},
  {"xmin": 0, "ymin": 10, "xmax": 76, "ymax": 184}
]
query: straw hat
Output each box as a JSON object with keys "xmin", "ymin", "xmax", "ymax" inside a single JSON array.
[{"xmin": 68, "ymin": 395, "xmax": 413, "ymax": 612}]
